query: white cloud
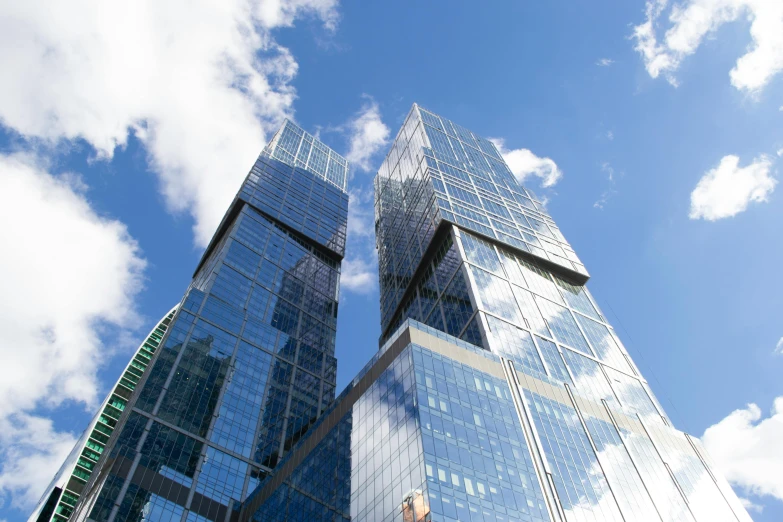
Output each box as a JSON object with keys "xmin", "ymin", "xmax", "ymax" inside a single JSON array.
[
  {"xmin": 490, "ymin": 138, "xmax": 563, "ymax": 187},
  {"xmin": 594, "ymin": 162, "xmax": 618, "ymax": 209},
  {"xmin": 603, "ymin": 161, "xmax": 615, "ymax": 182},
  {"xmin": 594, "ymin": 193, "xmax": 613, "ymax": 210},
  {"xmin": 347, "ymin": 187, "xmax": 375, "ymax": 240},
  {"xmin": 340, "ymin": 256, "xmax": 377, "ymax": 295},
  {"xmin": 345, "ymin": 96, "xmax": 390, "ymax": 172},
  {"xmin": 256, "ymin": 0, "xmax": 339, "ymax": 31},
  {"xmin": 689, "ymin": 154, "xmax": 776, "ymax": 220},
  {"xmin": 0, "ymin": 415, "xmax": 79, "ymax": 509},
  {"xmin": 775, "ymin": 337, "xmax": 783, "ymax": 355},
  {"xmin": 596, "ymin": 58, "xmax": 615, "ymax": 67},
  {"xmin": 0, "ymin": 153, "xmax": 146, "ymax": 508},
  {"xmin": 632, "ymin": 0, "xmax": 783, "ymax": 92},
  {"xmin": 606, "ymin": 131, "xmax": 614, "ymax": 141},
  {"xmin": 739, "ymin": 497, "xmax": 764, "ymax": 513},
  {"xmin": 341, "ymin": 187, "xmax": 377, "ymax": 296},
  {"xmin": 338, "ymin": 97, "xmax": 389, "ymax": 297},
  {"xmin": 701, "ymin": 397, "xmax": 783, "ymax": 502},
  {"xmin": 0, "ymin": 0, "xmax": 338, "ymax": 247}
]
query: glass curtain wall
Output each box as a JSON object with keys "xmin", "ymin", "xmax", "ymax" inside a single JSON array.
[
  {"xmin": 59, "ymin": 120, "xmax": 348, "ymax": 522},
  {"xmin": 367, "ymin": 105, "xmax": 749, "ymax": 522}
]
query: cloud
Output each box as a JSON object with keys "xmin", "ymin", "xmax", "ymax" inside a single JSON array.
[
  {"xmin": 0, "ymin": 0, "xmax": 338, "ymax": 247},
  {"xmin": 340, "ymin": 256, "xmax": 377, "ymax": 295},
  {"xmin": 606, "ymin": 131, "xmax": 614, "ymax": 141},
  {"xmin": 596, "ymin": 58, "xmax": 615, "ymax": 67},
  {"xmin": 632, "ymin": 0, "xmax": 783, "ymax": 92},
  {"xmin": 739, "ymin": 497, "xmax": 764, "ymax": 513},
  {"xmin": 689, "ymin": 154, "xmax": 776, "ymax": 220},
  {"xmin": 341, "ymin": 187, "xmax": 377, "ymax": 296},
  {"xmin": 701, "ymin": 397, "xmax": 783, "ymax": 502},
  {"xmin": 347, "ymin": 187, "xmax": 375, "ymax": 240},
  {"xmin": 0, "ymin": 415, "xmax": 79, "ymax": 509},
  {"xmin": 344, "ymin": 96, "xmax": 390, "ymax": 172},
  {"xmin": 603, "ymin": 162, "xmax": 615, "ymax": 182},
  {"xmin": 490, "ymin": 138, "xmax": 563, "ymax": 187},
  {"xmin": 256, "ymin": 0, "xmax": 339, "ymax": 31},
  {"xmin": 594, "ymin": 162, "xmax": 618, "ymax": 209},
  {"xmin": 594, "ymin": 194, "xmax": 613, "ymax": 210},
  {"xmin": 0, "ymin": 153, "xmax": 146, "ymax": 509},
  {"xmin": 775, "ymin": 337, "xmax": 783, "ymax": 355},
  {"xmin": 338, "ymin": 96, "xmax": 389, "ymax": 297}
]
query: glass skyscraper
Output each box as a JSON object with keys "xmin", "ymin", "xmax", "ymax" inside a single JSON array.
[
  {"xmin": 238, "ymin": 105, "xmax": 751, "ymax": 522},
  {"xmin": 39, "ymin": 120, "xmax": 349, "ymax": 522},
  {"xmin": 39, "ymin": 105, "xmax": 750, "ymax": 522}
]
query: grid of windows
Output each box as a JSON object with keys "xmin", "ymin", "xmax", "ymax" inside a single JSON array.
[
  {"xmin": 267, "ymin": 120, "xmax": 348, "ymax": 192},
  {"xmin": 382, "ymin": 233, "xmax": 484, "ymax": 349},
  {"xmin": 582, "ymin": 414, "xmax": 659, "ymax": 520},
  {"xmin": 57, "ymin": 119, "xmax": 349, "ymax": 522},
  {"xmin": 452, "ymin": 230, "xmax": 666, "ymax": 430},
  {"xmin": 48, "ymin": 107, "xmax": 753, "ymax": 522},
  {"xmin": 372, "ymin": 106, "xmax": 749, "ymax": 522},
  {"xmin": 417, "ymin": 346, "xmax": 549, "ymax": 522},
  {"xmin": 31, "ymin": 309, "xmax": 177, "ymax": 522},
  {"xmin": 244, "ymin": 317, "xmax": 749, "ymax": 522},
  {"xmin": 649, "ymin": 425, "xmax": 741, "ymax": 521},
  {"xmin": 244, "ymin": 155, "xmax": 348, "ymax": 258},
  {"xmin": 89, "ymin": 417, "xmax": 205, "ymax": 522},
  {"xmin": 195, "ymin": 447, "xmax": 249, "ymax": 506},
  {"xmin": 524, "ymin": 391, "xmax": 624, "ymax": 522},
  {"xmin": 375, "ymin": 107, "xmax": 455, "ymax": 333},
  {"xmin": 248, "ymin": 326, "xmax": 553, "ymax": 522},
  {"xmin": 249, "ymin": 346, "xmax": 423, "ymax": 522},
  {"xmin": 411, "ymin": 106, "xmax": 588, "ymax": 279}
]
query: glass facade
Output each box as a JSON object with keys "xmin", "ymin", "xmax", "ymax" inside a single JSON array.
[
  {"xmin": 54, "ymin": 120, "xmax": 349, "ymax": 522},
  {"xmin": 374, "ymin": 106, "xmax": 587, "ymax": 338},
  {"xmin": 241, "ymin": 319, "xmax": 749, "ymax": 522},
  {"xmin": 29, "ymin": 307, "xmax": 178, "ymax": 522},
  {"xmin": 44, "ymin": 106, "xmax": 749, "ymax": 522},
  {"xmin": 239, "ymin": 105, "xmax": 750, "ymax": 522},
  {"xmin": 243, "ymin": 321, "xmax": 551, "ymax": 522}
]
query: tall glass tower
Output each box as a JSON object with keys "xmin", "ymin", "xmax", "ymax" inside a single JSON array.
[
  {"xmin": 48, "ymin": 120, "xmax": 349, "ymax": 522},
  {"xmin": 239, "ymin": 105, "xmax": 751, "ymax": 522}
]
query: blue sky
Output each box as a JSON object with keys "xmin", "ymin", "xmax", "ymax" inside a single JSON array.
[{"xmin": 0, "ymin": 1, "xmax": 781, "ymax": 520}]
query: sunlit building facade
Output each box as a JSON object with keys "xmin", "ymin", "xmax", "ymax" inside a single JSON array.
[
  {"xmin": 242, "ymin": 105, "xmax": 751, "ymax": 522},
  {"xmin": 43, "ymin": 105, "xmax": 750, "ymax": 522},
  {"xmin": 50, "ymin": 120, "xmax": 349, "ymax": 522}
]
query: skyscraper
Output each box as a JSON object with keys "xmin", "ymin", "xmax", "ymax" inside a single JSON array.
[
  {"xmin": 30, "ymin": 307, "xmax": 178, "ymax": 522},
  {"xmin": 40, "ymin": 120, "xmax": 349, "ymax": 522},
  {"xmin": 239, "ymin": 104, "xmax": 751, "ymax": 522}
]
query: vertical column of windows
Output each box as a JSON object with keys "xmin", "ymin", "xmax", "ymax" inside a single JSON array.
[
  {"xmin": 647, "ymin": 424, "xmax": 738, "ymax": 521},
  {"xmin": 351, "ymin": 347, "xmax": 422, "ymax": 522},
  {"xmin": 582, "ymin": 414, "xmax": 660, "ymax": 521},
  {"xmin": 619, "ymin": 427, "xmax": 695, "ymax": 521},
  {"xmin": 523, "ymin": 391, "xmax": 624, "ymax": 522}
]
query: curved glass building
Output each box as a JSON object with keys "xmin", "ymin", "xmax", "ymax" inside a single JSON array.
[{"xmin": 30, "ymin": 306, "xmax": 178, "ymax": 522}]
